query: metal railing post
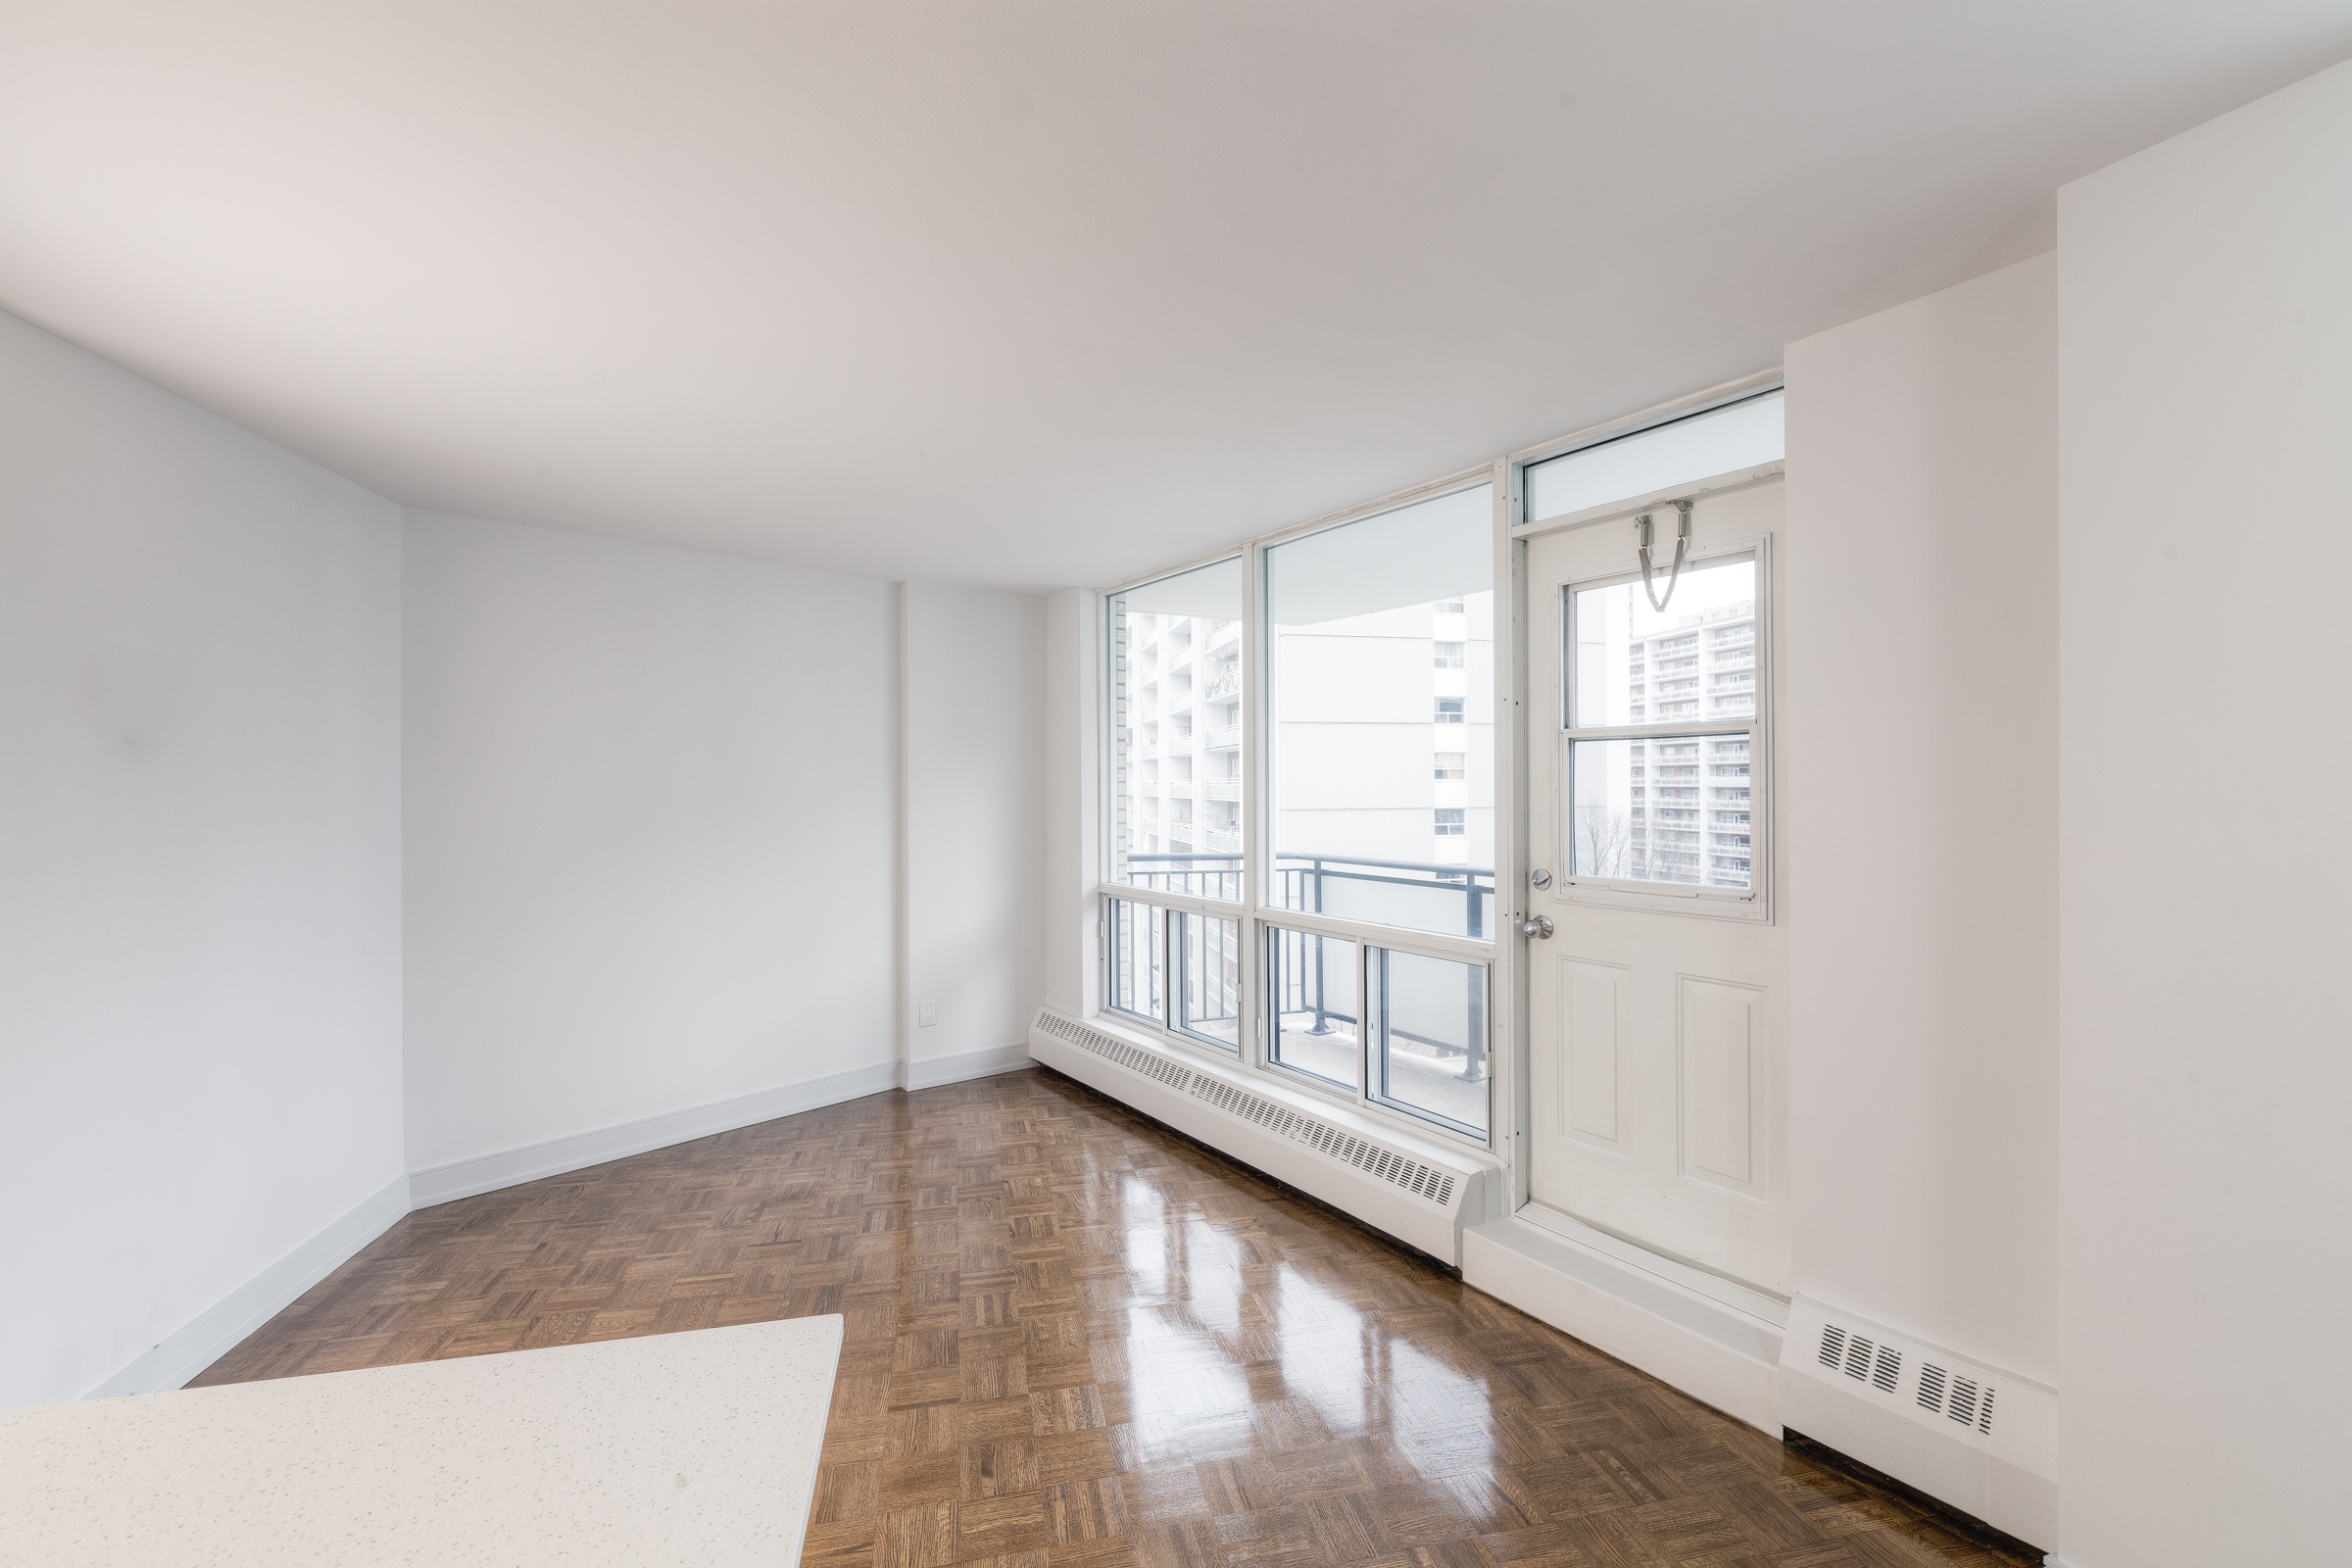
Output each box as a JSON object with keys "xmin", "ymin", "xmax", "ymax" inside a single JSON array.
[
  {"xmin": 1463, "ymin": 964, "xmax": 1488, "ymax": 1084},
  {"xmin": 1307, "ymin": 858, "xmax": 1334, "ymax": 1035}
]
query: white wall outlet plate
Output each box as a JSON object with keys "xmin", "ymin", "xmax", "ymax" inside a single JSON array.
[{"xmin": 917, "ymin": 1001, "xmax": 936, "ymax": 1027}]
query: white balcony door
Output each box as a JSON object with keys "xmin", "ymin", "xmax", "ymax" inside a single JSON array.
[{"xmin": 1523, "ymin": 481, "xmax": 1789, "ymax": 1296}]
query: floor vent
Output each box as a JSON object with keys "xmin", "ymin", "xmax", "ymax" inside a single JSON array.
[
  {"xmin": 1189, "ymin": 1076, "xmax": 1457, "ymax": 1209},
  {"xmin": 1918, "ymin": 1363, "xmax": 1996, "ymax": 1434},
  {"xmin": 1033, "ymin": 1012, "xmax": 1197, "ymax": 1092}
]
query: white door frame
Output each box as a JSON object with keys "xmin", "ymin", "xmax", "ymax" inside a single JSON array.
[{"xmin": 1495, "ymin": 368, "xmax": 1785, "ymax": 1216}]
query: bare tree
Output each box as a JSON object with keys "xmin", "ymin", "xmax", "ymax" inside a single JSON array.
[{"xmin": 1575, "ymin": 804, "xmax": 1635, "ymax": 878}]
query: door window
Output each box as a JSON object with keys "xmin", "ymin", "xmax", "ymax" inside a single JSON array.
[{"xmin": 1563, "ymin": 550, "xmax": 1765, "ymax": 903}]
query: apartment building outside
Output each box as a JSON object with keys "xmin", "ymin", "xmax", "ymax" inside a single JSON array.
[{"xmin": 1624, "ymin": 597, "xmax": 1755, "ymax": 888}]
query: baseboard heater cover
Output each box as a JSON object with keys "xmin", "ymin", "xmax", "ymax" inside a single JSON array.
[
  {"xmin": 1779, "ymin": 1296, "xmax": 2057, "ymax": 1550},
  {"xmin": 1028, "ymin": 1007, "xmax": 1495, "ymax": 1263}
]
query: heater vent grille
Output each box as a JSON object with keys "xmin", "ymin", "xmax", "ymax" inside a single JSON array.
[
  {"xmin": 1817, "ymin": 1321, "xmax": 1905, "ymax": 1399},
  {"xmin": 1033, "ymin": 1010, "xmax": 1463, "ymax": 1211},
  {"xmin": 1189, "ymin": 1077, "xmax": 1459, "ymax": 1209},
  {"xmin": 1034, "ymin": 1012, "xmax": 1197, "ymax": 1091},
  {"xmin": 1915, "ymin": 1361, "xmax": 1996, "ymax": 1435}
]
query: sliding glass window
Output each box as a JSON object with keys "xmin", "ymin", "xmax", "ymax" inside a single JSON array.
[
  {"xmin": 1107, "ymin": 558, "xmax": 1245, "ymax": 901},
  {"xmin": 1105, "ymin": 899, "xmax": 1164, "ymax": 1023},
  {"xmin": 1264, "ymin": 484, "xmax": 1494, "ymax": 940},
  {"xmin": 1172, "ymin": 912, "xmax": 1241, "ymax": 1052},
  {"xmin": 1264, "ymin": 924, "xmax": 1359, "ymax": 1090},
  {"xmin": 1367, "ymin": 948, "xmax": 1488, "ymax": 1137}
]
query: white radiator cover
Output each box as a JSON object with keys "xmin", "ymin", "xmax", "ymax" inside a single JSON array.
[
  {"xmin": 1026, "ymin": 1007, "xmax": 1498, "ymax": 1263},
  {"xmin": 1779, "ymin": 1296, "xmax": 2058, "ymax": 1550}
]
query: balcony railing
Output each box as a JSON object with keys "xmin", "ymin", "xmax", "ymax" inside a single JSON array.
[
  {"xmin": 1125, "ymin": 851, "xmax": 1493, "ymax": 942},
  {"xmin": 1203, "ymin": 725, "xmax": 1241, "ymax": 751},
  {"xmin": 1126, "ymin": 851, "xmax": 1494, "ymax": 1084},
  {"xmin": 1200, "ymin": 779, "xmax": 1241, "ymax": 802}
]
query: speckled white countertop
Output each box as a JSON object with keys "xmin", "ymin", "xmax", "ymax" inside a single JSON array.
[{"xmin": 0, "ymin": 1314, "xmax": 844, "ymax": 1566}]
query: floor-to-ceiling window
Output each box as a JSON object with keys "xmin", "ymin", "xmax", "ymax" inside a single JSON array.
[
  {"xmin": 1098, "ymin": 482, "xmax": 1496, "ymax": 1144},
  {"xmin": 1104, "ymin": 557, "xmax": 1244, "ymax": 1052}
]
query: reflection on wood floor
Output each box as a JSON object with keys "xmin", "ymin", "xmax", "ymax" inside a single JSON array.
[{"xmin": 195, "ymin": 1067, "xmax": 2034, "ymax": 1566}]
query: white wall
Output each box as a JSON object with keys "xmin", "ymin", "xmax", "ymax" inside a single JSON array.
[
  {"xmin": 401, "ymin": 512, "xmax": 899, "ymax": 1174},
  {"xmin": 1043, "ymin": 589, "xmax": 1099, "ymax": 1019},
  {"xmin": 904, "ymin": 582, "xmax": 1046, "ymax": 1072},
  {"xmin": 2056, "ymin": 60, "xmax": 2352, "ymax": 1568},
  {"xmin": 1784, "ymin": 252, "xmax": 2060, "ymax": 1385},
  {"xmin": 0, "ymin": 309, "xmax": 406, "ymax": 1408}
]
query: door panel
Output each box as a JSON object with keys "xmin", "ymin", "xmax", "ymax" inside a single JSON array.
[
  {"xmin": 1679, "ymin": 974, "xmax": 1765, "ymax": 1193},
  {"xmin": 1558, "ymin": 956, "xmax": 1626, "ymax": 1146},
  {"xmin": 1523, "ymin": 482, "xmax": 1789, "ymax": 1295}
]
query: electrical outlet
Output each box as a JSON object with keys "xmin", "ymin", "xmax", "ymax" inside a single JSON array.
[{"xmin": 917, "ymin": 1000, "xmax": 936, "ymax": 1028}]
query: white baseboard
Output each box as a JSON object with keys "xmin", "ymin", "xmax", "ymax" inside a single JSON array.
[
  {"xmin": 83, "ymin": 1173, "xmax": 414, "ymax": 1401},
  {"xmin": 80, "ymin": 1051, "xmax": 1038, "ymax": 1404},
  {"xmin": 906, "ymin": 1043, "xmax": 1034, "ymax": 1091},
  {"xmin": 1462, "ymin": 1211, "xmax": 1785, "ymax": 1433},
  {"xmin": 409, "ymin": 1062, "xmax": 904, "ymax": 1208}
]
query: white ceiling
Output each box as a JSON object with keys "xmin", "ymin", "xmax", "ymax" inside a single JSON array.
[{"xmin": 3, "ymin": 4, "xmax": 2345, "ymax": 593}]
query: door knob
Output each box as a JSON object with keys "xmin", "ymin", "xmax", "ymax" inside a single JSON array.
[{"xmin": 1521, "ymin": 915, "xmax": 1554, "ymax": 939}]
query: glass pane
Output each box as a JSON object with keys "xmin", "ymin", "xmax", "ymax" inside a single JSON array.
[
  {"xmin": 1266, "ymin": 484, "xmax": 1494, "ymax": 941},
  {"xmin": 1572, "ymin": 557, "xmax": 1756, "ymax": 729},
  {"xmin": 1569, "ymin": 735, "xmax": 1752, "ymax": 890},
  {"xmin": 1264, "ymin": 925, "xmax": 1359, "ymax": 1090},
  {"xmin": 1105, "ymin": 899, "xmax": 1165, "ymax": 1022},
  {"xmin": 1526, "ymin": 391, "xmax": 1783, "ymax": 523},
  {"xmin": 1368, "ymin": 949, "xmax": 1489, "ymax": 1136},
  {"xmin": 1110, "ymin": 558, "xmax": 1243, "ymax": 900},
  {"xmin": 1173, "ymin": 912, "xmax": 1241, "ymax": 1052}
]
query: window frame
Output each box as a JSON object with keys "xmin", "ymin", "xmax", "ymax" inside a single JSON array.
[
  {"xmin": 1554, "ymin": 534, "xmax": 1773, "ymax": 922},
  {"xmin": 1169, "ymin": 907, "xmax": 1244, "ymax": 1054},
  {"xmin": 1091, "ymin": 469, "xmax": 1502, "ymax": 1151},
  {"xmin": 1087, "ymin": 369, "xmax": 1787, "ymax": 1159},
  {"xmin": 1363, "ymin": 945, "xmax": 1492, "ymax": 1141},
  {"xmin": 1102, "ymin": 555, "xmax": 1249, "ymax": 908}
]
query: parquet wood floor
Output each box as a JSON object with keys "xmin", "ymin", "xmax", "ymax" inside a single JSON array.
[{"xmin": 194, "ymin": 1068, "xmax": 2034, "ymax": 1567}]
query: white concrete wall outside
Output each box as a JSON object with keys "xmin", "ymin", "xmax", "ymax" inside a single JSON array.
[
  {"xmin": 0, "ymin": 309, "xmax": 406, "ymax": 1408},
  {"xmin": 2056, "ymin": 56, "xmax": 2352, "ymax": 1568}
]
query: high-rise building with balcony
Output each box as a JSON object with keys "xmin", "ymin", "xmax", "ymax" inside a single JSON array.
[
  {"xmin": 1119, "ymin": 610, "xmax": 1244, "ymax": 865},
  {"xmin": 1622, "ymin": 597, "xmax": 1755, "ymax": 887}
]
